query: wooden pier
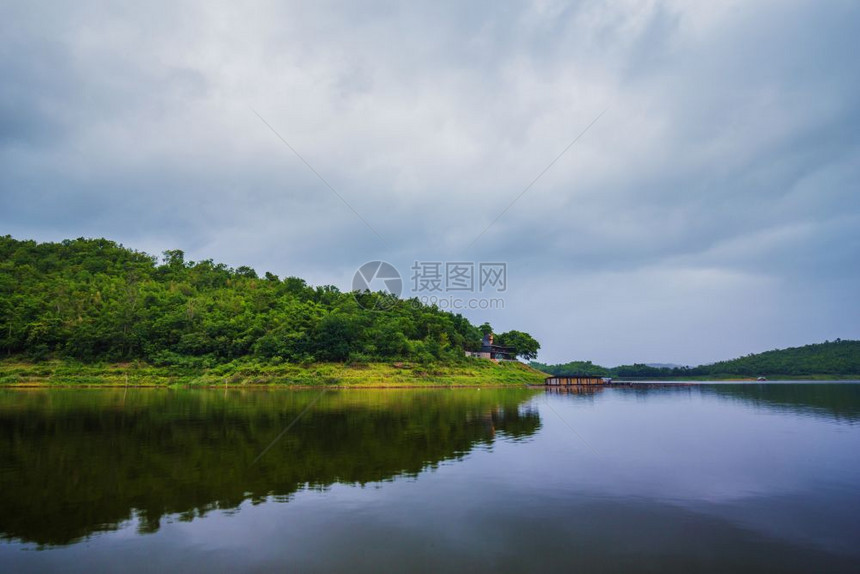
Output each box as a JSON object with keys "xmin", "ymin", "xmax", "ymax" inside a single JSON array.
[{"xmin": 544, "ymin": 375, "xmax": 609, "ymax": 386}]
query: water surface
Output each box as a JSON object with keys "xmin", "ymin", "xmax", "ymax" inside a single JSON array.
[{"xmin": 1, "ymin": 383, "xmax": 858, "ymax": 573}]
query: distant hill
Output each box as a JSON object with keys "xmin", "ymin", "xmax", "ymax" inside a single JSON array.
[
  {"xmin": 696, "ymin": 340, "xmax": 860, "ymax": 377},
  {"xmin": 530, "ymin": 360, "xmax": 610, "ymax": 377},
  {"xmin": 533, "ymin": 339, "xmax": 860, "ymax": 378}
]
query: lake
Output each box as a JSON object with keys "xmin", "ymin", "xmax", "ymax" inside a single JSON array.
[{"xmin": 1, "ymin": 383, "xmax": 859, "ymax": 573}]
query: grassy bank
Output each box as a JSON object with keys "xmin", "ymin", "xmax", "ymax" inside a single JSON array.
[{"xmin": 0, "ymin": 358, "xmax": 548, "ymax": 388}]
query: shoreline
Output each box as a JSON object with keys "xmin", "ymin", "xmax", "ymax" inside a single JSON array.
[
  {"xmin": 0, "ymin": 359, "xmax": 549, "ymax": 388},
  {"xmin": 2, "ymin": 360, "xmax": 857, "ymax": 389},
  {"xmin": 0, "ymin": 382, "xmax": 543, "ymax": 389}
]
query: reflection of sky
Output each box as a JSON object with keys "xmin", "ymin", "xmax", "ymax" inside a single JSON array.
[
  {"xmin": 514, "ymin": 388, "xmax": 860, "ymax": 554},
  {"xmin": 700, "ymin": 382, "xmax": 860, "ymax": 422},
  {"xmin": 3, "ymin": 387, "xmax": 858, "ymax": 572},
  {"xmin": 525, "ymin": 388, "xmax": 860, "ymax": 502}
]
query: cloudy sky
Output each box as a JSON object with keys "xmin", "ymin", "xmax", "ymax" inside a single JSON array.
[{"xmin": 2, "ymin": 0, "xmax": 859, "ymax": 365}]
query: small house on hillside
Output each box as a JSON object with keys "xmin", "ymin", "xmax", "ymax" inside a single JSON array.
[{"xmin": 465, "ymin": 333, "xmax": 516, "ymax": 361}]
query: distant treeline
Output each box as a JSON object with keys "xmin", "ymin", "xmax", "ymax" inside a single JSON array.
[
  {"xmin": 532, "ymin": 339, "xmax": 860, "ymax": 378},
  {"xmin": 0, "ymin": 236, "xmax": 538, "ymax": 365}
]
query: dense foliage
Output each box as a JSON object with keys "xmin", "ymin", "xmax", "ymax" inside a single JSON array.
[
  {"xmin": 530, "ymin": 360, "xmax": 610, "ymax": 377},
  {"xmin": 0, "ymin": 237, "xmax": 538, "ymax": 365},
  {"xmin": 532, "ymin": 339, "xmax": 860, "ymax": 378},
  {"xmin": 495, "ymin": 330, "xmax": 541, "ymax": 361}
]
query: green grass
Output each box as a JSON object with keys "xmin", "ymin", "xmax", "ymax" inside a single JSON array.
[{"xmin": 0, "ymin": 358, "xmax": 549, "ymax": 387}]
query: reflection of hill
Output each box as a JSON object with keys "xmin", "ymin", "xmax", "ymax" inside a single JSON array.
[
  {"xmin": 543, "ymin": 382, "xmax": 860, "ymax": 422},
  {"xmin": 0, "ymin": 389, "xmax": 541, "ymax": 547},
  {"xmin": 703, "ymin": 384, "xmax": 860, "ymax": 422}
]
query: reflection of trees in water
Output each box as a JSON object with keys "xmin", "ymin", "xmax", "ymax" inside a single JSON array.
[
  {"xmin": 544, "ymin": 382, "xmax": 860, "ymax": 423},
  {"xmin": 0, "ymin": 389, "xmax": 541, "ymax": 547},
  {"xmin": 703, "ymin": 383, "xmax": 860, "ymax": 422}
]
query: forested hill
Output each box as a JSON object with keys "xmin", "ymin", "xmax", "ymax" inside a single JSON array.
[
  {"xmin": 533, "ymin": 340, "xmax": 860, "ymax": 378},
  {"xmin": 0, "ymin": 236, "xmax": 536, "ymax": 366},
  {"xmin": 696, "ymin": 340, "xmax": 860, "ymax": 377}
]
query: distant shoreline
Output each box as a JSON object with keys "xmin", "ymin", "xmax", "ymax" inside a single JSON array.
[
  {"xmin": 531, "ymin": 379, "xmax": 860, "ymax": 387},
  {"xmin": 606, "ymin": 376, "xmax": 860, "ymax": 382}
]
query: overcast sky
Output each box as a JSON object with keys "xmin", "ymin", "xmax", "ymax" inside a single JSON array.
[{"xmin": 2, "ymin": 0, "xmax": 859, "ymax": 365}]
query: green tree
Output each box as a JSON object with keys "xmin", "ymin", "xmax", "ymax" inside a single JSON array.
[
  {"xmin": 0, "ymin": 236, "xmax": 548, "ymax": 366},
  {"xmin": 496, "ymin": 330, "xmax": 540, "ymax": 361}
]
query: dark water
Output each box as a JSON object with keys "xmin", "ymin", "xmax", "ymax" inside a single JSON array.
[{"xmin": 1, "ymin": 383, "xmax": 859, "ymax": 573}]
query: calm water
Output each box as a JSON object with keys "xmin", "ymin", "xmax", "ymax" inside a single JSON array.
[{"xmin": 1, "ymin": 383, "xmax": 859, "ymax": 573}]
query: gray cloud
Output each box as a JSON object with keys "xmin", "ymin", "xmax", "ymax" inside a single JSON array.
[{"xmin": 2, "ymin": 0, "xmax": 859, "ymax": 364}]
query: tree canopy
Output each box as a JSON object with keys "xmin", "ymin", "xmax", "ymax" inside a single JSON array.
[
  {"xmin": 0, "ymin": 236, "xmax": 540, "ymax": 365},
  {"xmin": 496, "ymin": 330, "xmax": 541, "ymax": 361}
]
